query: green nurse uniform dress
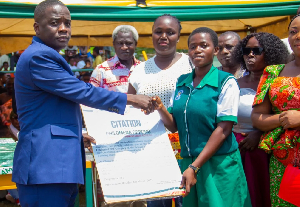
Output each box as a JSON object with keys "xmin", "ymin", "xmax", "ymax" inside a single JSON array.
[{"xmin": 168, "ymin": 66, "xmax": 252, "ymax": 207}]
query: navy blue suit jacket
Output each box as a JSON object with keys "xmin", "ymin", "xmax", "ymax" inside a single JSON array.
[{"xmin": 12, "ymin": 37, "xmax": 127, "ymax": 185}]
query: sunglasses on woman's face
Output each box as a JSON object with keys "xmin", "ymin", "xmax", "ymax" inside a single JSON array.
[{"xmin": 242, "ymin": 47, "xmax": 264, "ymax": 56}]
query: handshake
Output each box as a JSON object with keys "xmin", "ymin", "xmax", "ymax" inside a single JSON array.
[{"xmin": 127, "ymin": 94, "xmax": 164, "ymax": 115}]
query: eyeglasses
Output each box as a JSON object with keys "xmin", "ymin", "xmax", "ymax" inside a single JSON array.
[{"xmin": 242, "ymin": 47, "xmax": 264, "ymax": 56}]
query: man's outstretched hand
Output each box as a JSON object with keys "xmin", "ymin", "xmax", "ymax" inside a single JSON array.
[
  {"xmin": 127, "ymin": 94, "xmax": 154, "ymax": 114},
  {"xmin": 83, "ymin": 133, "xmax": 96, "ymax": 153}
]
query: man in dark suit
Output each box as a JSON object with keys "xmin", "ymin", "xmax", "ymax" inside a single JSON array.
[{"xmin": 12, "ymin": 0, "xmax": 153, "ymax": 206}]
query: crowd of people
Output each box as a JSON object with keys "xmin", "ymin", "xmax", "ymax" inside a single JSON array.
[
  {"xmin": 1, "ymin": 0, "xmax": 300, "ymax": 207},
  {"xmin": 86, "ymin": 12, "xmax": 300, "ymax": 207}
]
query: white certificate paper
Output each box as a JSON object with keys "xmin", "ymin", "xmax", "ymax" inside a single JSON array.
[{"xmin": 81, "ymin": 105, "xmax": 184, "ymax": 203}]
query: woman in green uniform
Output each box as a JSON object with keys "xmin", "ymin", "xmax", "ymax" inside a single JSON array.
[{"xmin": 152, "ymin": 27, "xmax": 252, "ymax": 207}]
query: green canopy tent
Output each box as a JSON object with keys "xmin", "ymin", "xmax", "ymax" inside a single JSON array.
[{"xmin": 0, "ymin": 0, "xmax": 299, "ymax": 54}]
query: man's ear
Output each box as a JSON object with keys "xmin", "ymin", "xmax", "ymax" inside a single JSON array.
[
  {"xmin": 33, "ymin": 22, "xmax": 39, "ymax": 35},
  {"xmin": 214, "ymin": 46, "xmax": 219, "ymax": 56}
]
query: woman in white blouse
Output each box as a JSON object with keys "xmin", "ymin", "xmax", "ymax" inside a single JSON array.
[
  {"xmin": 128, "ymin": 14, "xmax": 192, "ymax": 207},
  {"xmin": 128, "ymin": 14, "xmax": 192, "ymax": 108}
]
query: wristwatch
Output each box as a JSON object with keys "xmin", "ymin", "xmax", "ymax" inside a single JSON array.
[{"xmin": 188, "ymin": 164, "xmax": 200, "ymax": 173}]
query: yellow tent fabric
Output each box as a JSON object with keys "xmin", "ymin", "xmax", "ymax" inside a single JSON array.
[{"xmin": 0, "ymin": 16, "xmax": 292, "ymax": 54}]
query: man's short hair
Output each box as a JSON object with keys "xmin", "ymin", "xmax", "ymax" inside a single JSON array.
[
  {"xmin": 112, "ymin": 25, "xmax": 139, "ymax": 43},
  {"xmin": 219, "ymin": 31, "xmax": 241, "ymax": 41},
  {"xmin": 34, "ymin": 0, "xmax": 66, "ymax": 22}
]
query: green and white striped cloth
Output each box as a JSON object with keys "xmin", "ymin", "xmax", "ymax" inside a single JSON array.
[{"xmin": 0, "ymin": 138, "xmax": 16, "ymax": 175}]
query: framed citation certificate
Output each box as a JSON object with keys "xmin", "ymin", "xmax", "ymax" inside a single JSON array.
[{"xmin": 81, "ymin": 105, "xmax": 184, "ymax": 204}]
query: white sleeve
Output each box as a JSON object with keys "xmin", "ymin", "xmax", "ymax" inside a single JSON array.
[
  {"xmin": 216, "ymin": 78, "xmax": 240, "ymax": 123},
  {"xmin": 9, "ymin": 124, "xmax": 19, "ymax": 140},
  {"xmin": 169, "ymin": 89, "xmax": 176, "ymax": 108},
  {"xmin": 128, "ymin": 67, "xmax": 139, "ymax": 91}
]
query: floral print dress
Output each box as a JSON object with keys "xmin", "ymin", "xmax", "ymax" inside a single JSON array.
[{"xmin": 253, "ymin": 64, "xmax": 300, "ymax": 207}]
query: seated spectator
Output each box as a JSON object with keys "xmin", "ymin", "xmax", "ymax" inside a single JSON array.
[
  {"xmin": 0, "ymin": 53, "xmax": 10, "ymax": 69},
  {"xmin": 77, "ymin": 60, "xmax": 86, "ymax": 70},
  {"xmin": 10, "ymin": 52, "xmax": 21, "ymax": 71},
  {"xmin": 69, "ymin": 56, "xmax": 78, "ymax": 69},
  {"xmin": 0, "ymin": 77, "xmax": 13, "ymax": 137},
  {"xmin": 0, "ymin": 72, "xmax": 7, "ymax": 94},
  {"xmin": 9, "ymin": 99, "xmax": 19, "ymax": 141},
  {"xmin": 69, "ymin": 56, "xmax": 80, "ymax": 78},
  {"xmin": 64, "ymin": 45, "xmax": 78, "ymax": 63},
  {"xmin": 78, "ymin": 59, "xmax": 92, "ymax": 78},
  {"xmin": 80, "ymin": 73, "xmax": 91, "ymax": 83},
  {"xmin": 92, "ymin": 46, "xmax": 103, "ymax": 69},
  {"xmin": 1, "ymin": 62, "xmax": 9, "ymax": 71},
  {"xmin": 1, "ymin": 62, "xmax": 14, "ymax": 78},
  {"xmin": 84, "ymin": 59, "xmax": 92, "ymax": 69},
  {"xmin": 0, "ymin": 77, "xmax": 14, "ymax": 126},
  {"xmin": 78, "ymin": 47, "xmax": 94, "ymax": 65}
]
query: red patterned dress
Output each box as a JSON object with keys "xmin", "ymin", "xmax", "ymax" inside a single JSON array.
[
  {"xmin": 0, "ymin": 98, "xmax": 12, "ymax": 126},
  {"xmin": 253, "ymin": 64, "xmax": 300, "ymax": 207}
]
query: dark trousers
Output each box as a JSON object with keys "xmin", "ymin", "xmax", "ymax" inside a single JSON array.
[
  {"xmin": 147, "ymin": 197, "xmax": 182, "ymax": 207},
  {"xmin": 17, "ymin": 183, "xmax": 78, "ymax": 207}
]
